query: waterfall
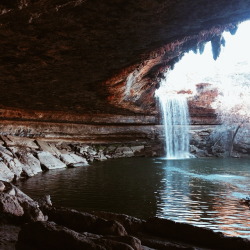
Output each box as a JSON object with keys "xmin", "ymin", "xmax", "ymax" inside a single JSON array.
[{"xmin": 159, "ymin": 95, "xmax": 190, "ymax": 159}]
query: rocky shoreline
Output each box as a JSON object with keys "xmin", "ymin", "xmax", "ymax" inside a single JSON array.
[
  {"xmin": 0, "ymin": 134, "xmax": 151, "ymax": 183},
  {"xmin": 1, "ymin": 134, "xmax": 250, "ymax": 249},
  {"xmin": 1, "ymin": 180, "xmax": 250, "ymax": 250}
]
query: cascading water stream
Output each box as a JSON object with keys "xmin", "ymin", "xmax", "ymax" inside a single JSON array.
[{"xmin": 159, "ymin": 95, "xmax": 191, "ymax": 159}]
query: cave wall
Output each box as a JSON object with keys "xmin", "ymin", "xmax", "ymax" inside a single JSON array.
[
  {"xmin": 1, "ymin": 0, "xmax": 250, "ymax": 114},
  {"xmin": 1, "ymin": 0, "xmax": 250, "ymax": 143}
]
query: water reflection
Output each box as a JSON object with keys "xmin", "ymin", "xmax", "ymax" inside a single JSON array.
[
  {"xmin": 17, "ymin": 158, "xmax": 250, "ymax": 238},
  {"xmin": 156, "ymin": 158, "xmax": 250, "ymax": 238}
]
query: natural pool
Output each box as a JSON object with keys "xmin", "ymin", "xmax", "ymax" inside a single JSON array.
[{"xmin": 17, "ymin": 157, "xmax": 250, "ymax": 239}]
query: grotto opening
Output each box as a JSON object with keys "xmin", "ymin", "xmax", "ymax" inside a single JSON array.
[{"xmin": 1, "ymin": 1, "xmax": 250, "ymax": 249}]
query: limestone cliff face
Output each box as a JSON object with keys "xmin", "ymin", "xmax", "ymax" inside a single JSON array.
[{"xmin": 1, "ymin": 0, "xmax": 250, "ymax": 117}]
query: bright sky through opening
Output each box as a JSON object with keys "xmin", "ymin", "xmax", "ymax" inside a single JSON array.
[{"xmin": 156, "ymin": 20, "xmax": 250, "ymax": 107}]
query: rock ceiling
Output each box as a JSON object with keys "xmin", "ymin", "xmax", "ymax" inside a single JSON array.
[{"xmin": 1, "ymin": 0, "xmax": 250, "ymax": 118}]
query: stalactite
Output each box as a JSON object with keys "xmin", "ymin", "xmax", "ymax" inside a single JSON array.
[
  {"xmin": 198, "ymin": 42, "xmax": 205, "ymax": 55},
  {"xmin": 169, "ymin": 57, "xmax": 181, "ymax": 70},
  {"xmin": 211, "ymin": 35, "xmax": 224, "ymax": 60},
  {"xmin": 191, "ymin": 45, "xmax": 198, "ymax": 54},
  {"xmin": 221, "ymin": 36, "xmax": 226, "ymax": 47},
  {"xmin": 228, "ymin": 24, "xmax": 238, "ymax": 35}
]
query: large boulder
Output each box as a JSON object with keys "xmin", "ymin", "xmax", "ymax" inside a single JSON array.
[
  {"xmin": 91, "ymin": 211, "xmax": 145, "ymax": 234},
  {"xmin": 0, "ymin": 161, "xmax": 15, "ymax": 182},
  {"xmin": 36, "ymin": 140, "xmax": 61, "ymax": 156},
  {"xmin": 60, "ymin": 153, "xmax": 88, "ymax": 167},
  {"xmin": 20, "ymin": 153, "xmax": 42, "ymax": 176},
  {"xmin": 0, "ymin": 145, "xmax": 13, "ymax": 156},
  {"xmin": 0, "ymin": 152, "xmax": 22, "ymax": 179},
  {"xmin": 37, "ymin": 152, "xmax": 66, "ymax": 170},
  {"xmin": 42, "ymin": 207, "xmax": 127, "ymax": 237},
  {"xmin": 114, "ymin": 147, "xmax": 134, "ymax": 158},
  {"xmin": 0, "ymin": 181, "xmax": 46, "ymax": 222},
  {"xmin": 0, "ymin": 192, "xmax": 24, "ymax": 217}
]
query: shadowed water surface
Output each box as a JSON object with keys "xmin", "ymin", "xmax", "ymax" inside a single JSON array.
[{"xmin": 17, "ymin": 158, "xmax": 250, "ymax": 238}]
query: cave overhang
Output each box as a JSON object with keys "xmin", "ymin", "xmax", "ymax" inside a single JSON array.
[{"xmin": 1, "ymin": 1, "xmax": 250, "ymax": 119}]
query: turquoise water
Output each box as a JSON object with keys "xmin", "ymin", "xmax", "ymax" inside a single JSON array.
[{"xmin": 17, "ymin": 157, "xmax": 250, "ymax": 238}]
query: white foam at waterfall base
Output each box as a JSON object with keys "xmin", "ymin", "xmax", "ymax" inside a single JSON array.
[{"xmin": 159, "ymin": 95, "xmax": 191, "ymax": 159}]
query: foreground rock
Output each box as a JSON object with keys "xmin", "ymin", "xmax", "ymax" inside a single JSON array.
[
  {"xmin": 15, "ymin": 208, "xmax": 250, "ymax": 250},
  {"xmin": 0, "ymin": 223, "xmax": 21, "ymax": 250},
  {"xmin": 16, "ymin": 221, "xmax": 141, "ymax": 250},
  {"xmin": 0, "ymin": 181, "xmax": 46, "ymax": 223},
  {"xmin": 41, "ymin": 207, "xmax": 127, "ymax": 237},
  {"xmin": 145, "ymin": 217, "xmax": 250, "ymax": 250}
]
